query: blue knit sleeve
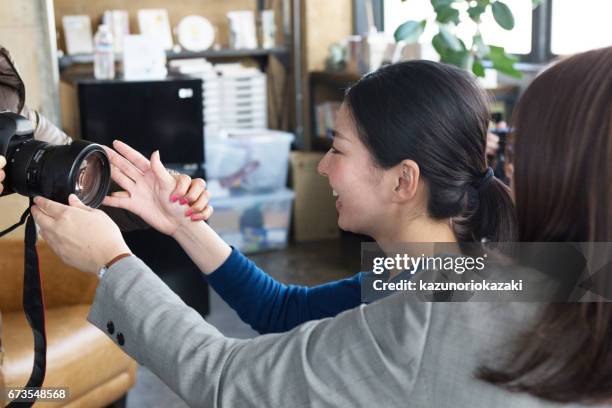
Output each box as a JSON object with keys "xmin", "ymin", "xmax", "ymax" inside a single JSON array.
[{"xmin": 206, "ymin": 247, "xmax": 364, "ymax": 334}]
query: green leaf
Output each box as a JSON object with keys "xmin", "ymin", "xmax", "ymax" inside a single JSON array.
[
  {"xmin": 488, "ymin": 45, "xmax": 522, "ymax": 78},
  {"xmin": 532, "ymin": 0, "xmax": 544, "ymax": 7},
  {"xmin": 432, "ymin": 33, "xmax": 470, "ymax": 69},
  {"xmin": 472, "ymin": 58, "xmax": 485, "ymax": 77},
  {"xmin": 492, "ymin": 1, "xmax": 515, "ymax": 30},
  {"xmin": 441, "ymin": 50, "xmax": 472, "ymax": 69},
  {"xmin": 435, "ymin": 5, "xmax": 460, "ymax": 24},
  {"xmin": 438, "ymin": 26, "xmax": 463, "ymax": 51},
  {"xmin": 467, "ymin": 4, "xmax": 487, "ymax": 23},
  {"xmin": 473, "ymin": 33, "xmax": 490, "ymax": 58},
  {"xmin": 393, "ymin": 20, "xmax": 427, "ymax": 43},
  {"xmin": 430, "ymin": 0, "xmax": 454, "ymax": 8},
  {"xmin": 432, "ymin": 33, "xmax": 448, "ymax": 56}
]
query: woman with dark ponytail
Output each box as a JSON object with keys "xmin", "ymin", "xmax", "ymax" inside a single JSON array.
[{"xmin": 338, "ymin": 60, "xmax": 517, "ymax": 244}]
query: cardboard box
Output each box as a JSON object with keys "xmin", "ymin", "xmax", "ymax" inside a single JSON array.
[{"xmin": 290, "ymin": 152, "xmax": 339, "ymax": 242}]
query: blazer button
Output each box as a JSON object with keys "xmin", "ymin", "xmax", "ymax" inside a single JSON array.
[
  {"xmin": 107, "ymin": 321, "xmax": 115, "ymax": 335},
  {"xmin": 117, "ymin": 332, "xmax": 125, "ymax": 346}
]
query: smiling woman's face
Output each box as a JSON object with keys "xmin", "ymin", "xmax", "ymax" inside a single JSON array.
[{"xmin": 317, "ymin": 103, "xmax": 392, "ymax": 236}]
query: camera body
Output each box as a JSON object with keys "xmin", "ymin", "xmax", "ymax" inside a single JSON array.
[
  {"xmin": 0, "ymin": 111, "xmax": 110, "ymax": 208},
  {"xmin": 0, "ymin": 111, "xmax": 36, "ymax": 195}
]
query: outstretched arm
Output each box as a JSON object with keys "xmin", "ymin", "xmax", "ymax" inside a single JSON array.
[
  {"xmin": 87, "ymin": 255, "xmax": 429, "ymax": 407},
  {"xmin": 101, "ymin": 141, "xmax": 365, "ymax": 334},
  {"xmin": 178, "ymin": 226, "xmax": 364, "ymax": 334}
]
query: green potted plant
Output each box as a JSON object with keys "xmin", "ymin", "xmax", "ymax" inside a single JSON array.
[{"xmin": 394, "ymin": 0, "xmax": 544, "ymax": 78}]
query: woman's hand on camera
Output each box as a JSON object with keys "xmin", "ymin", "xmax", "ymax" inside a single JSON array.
[
  {"xmin": 101, "ymin": 140, "xmax": 213, "ymax": 236},
  {"xmin": 0, "ymin": 155, "xmax": 6, "ymax": 194},
  {"xmin": 31, "ymin": 194, "xmax": 131, "ymax": 275}
]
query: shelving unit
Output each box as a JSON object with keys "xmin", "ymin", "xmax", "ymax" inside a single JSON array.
[
  {"xmin": 308, "ymin": 70, "xmax": 359, "ymax": 152},
  {"xmin": 51, "ymin": 0, "xmax": 304, "ymax": 147}
]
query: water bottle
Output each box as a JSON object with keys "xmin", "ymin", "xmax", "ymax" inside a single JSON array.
[{"xmin": 94, "ymin": 24, "xmax": 115, "ymax": 79}]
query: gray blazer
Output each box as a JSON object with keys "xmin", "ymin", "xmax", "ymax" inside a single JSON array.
[{"xmin": 88, "ymin": 256, "xmax": 599, "ymax": 408}]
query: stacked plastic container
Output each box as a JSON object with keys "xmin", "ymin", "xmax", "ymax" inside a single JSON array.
[
  {"xmin": 206, "ymin": 129, "xmax": 295, "ymax": 253},
  {"xmin": 169, "ymin": 59, "xmax": 295, "ymax": 253}
]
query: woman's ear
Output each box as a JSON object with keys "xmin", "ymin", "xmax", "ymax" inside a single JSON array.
[{"xmin": 393, "ymin": 160, "xmax": 420, "ymax": 202}]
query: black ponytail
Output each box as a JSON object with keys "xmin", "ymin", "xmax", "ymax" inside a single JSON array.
[
  {"xmin": 454, "ymin": 174, "xmax": 518, "ymax": 242},
  {"xmin": 345, "ymin": 60, "xmax": 517, "ymax": 242}
]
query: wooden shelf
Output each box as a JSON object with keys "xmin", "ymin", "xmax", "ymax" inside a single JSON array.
[
  {"xmin": 310, "ymin": 70, "xmax": 361, "ymax": 86},
  {"xmin": 308, "ymin": 71, "xmax": 359, "ymax": 151},
  {"xmin": 59, "ymin": 46, "xmax": 290, "ymax": 70}
]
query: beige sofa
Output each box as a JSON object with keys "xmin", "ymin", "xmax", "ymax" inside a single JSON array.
[{"xmin": 1, "ymin": 195, "xmax": 137, "ymax": 407}]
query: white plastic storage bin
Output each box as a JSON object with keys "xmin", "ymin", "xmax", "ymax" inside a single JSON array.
[
  {"xmin": 206, "ymin": 129, "xmax": 294, "ymax": 192},
  {"xmin": 208, "ymin": 189, "xmax": 295, "ymax": 253}
]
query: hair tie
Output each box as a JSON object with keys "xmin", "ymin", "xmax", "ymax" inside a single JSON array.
[{"xmin": 472, "ymin": 167, "xmax": 495, "ymax": 190}]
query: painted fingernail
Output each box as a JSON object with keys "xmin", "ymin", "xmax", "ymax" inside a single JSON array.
[
  {"xmin": 191, "ymin": 215, "xmax": 200, "ymax": 221},
  {"xmin": 185, "ymin": 209, "xmax": 193, "ymax": 216},
  {"xmin": 179, "ymin": 198, "xmax": 187, "ymax": 205},
  {"xmin": 170, "ymin": 195, "xmax": 178, "ymax": 202}
]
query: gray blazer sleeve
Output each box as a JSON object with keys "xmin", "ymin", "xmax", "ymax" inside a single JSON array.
[{"xmin": 87, "ymin": 256, "xmax": 432, "ymax": 408}]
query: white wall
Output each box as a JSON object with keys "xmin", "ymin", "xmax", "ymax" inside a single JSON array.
[
  {"xmin": 0, "ymin": 0, "xmax": 59, "ymax": 240},
  {"xmin": 0, "ymin": 0, "xmax": 59, "ymax": 123}
]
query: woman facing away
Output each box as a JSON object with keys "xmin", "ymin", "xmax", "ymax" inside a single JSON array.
[
  {"xmin": 101, "ymin": 60, "xmax": 517, "ymax": 334},
  {"xmin": 32, "ymin": 49, "xmax": 612, "ymax": 406},
  {"xmin": 476, "ymin": 46, "xmax": 612, "ymax": 403}
]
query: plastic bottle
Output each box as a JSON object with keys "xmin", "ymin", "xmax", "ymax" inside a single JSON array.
[{"xmin": 94, "ymin": 24, "xmax": 115, "ymax": 80}]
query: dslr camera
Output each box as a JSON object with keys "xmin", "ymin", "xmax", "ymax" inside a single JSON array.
[{"xmin": 0, "ymin": 111, "xmax": 110, "ymax": 208}]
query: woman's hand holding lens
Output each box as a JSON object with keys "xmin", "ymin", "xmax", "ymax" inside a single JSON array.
[
  {"xmin": 31, "ymin": 194, "xmax": 131, "ymax": 275},
  {"xmin": 102, "ymin": 140, "xmax": 213, "ymax": 236},
  {"xmin": 0, "ymin": 155, "xmax": 6, "ymax": 194}
]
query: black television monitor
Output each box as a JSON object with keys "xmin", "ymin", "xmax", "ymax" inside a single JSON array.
[{"xmin": 77, "ymin": 77, "xmax": 204, "ymax": 171}]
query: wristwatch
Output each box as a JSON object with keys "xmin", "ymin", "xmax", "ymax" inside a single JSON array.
[{"xmin": 97, "ymin": 253, "xmax": 132, "ymax": 279}]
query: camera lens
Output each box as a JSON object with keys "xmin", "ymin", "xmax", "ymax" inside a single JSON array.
[
  {"xmin": 74, "ymin": 150, "xmax": 106, "ymax": 205},
  {"xmin": 5, "ymin": 139, "xmax": 110, "ymax": 208}
]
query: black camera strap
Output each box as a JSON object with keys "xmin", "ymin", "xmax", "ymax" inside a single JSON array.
[{"xmin": 1, "ymin": 199, "xmax": 47, "ymax": 408}]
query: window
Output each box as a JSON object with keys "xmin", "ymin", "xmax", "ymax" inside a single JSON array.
[
  {"xmin": 381, "ymin": 0, "xmax": 612, "ymax": 63},
  {"xmin": 551, "ymin": 0, "xmax": 612, "ymax": 55}
]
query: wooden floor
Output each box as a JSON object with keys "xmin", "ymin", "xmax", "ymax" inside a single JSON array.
[{"xmin": 248, "ymin": 237, "xmax": 362, "ymax": 286}]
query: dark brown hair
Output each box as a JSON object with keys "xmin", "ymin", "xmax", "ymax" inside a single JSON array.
[
  {"xmin": 345, "ymin": 60, "xmax": 517, "ymax": 242},
  {"xmin": 0, "ymin": 46, "xmax": 26, "ymax": 113},
  {"xmin": 478, "ymin": 47, "xmax": 612, "ymax": 403}
]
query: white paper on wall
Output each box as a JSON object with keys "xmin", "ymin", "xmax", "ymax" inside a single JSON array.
[
  {"xmin": 137, "ymin": 9, "xmax": 174, "ymax": 51},
  {"xmin": 227, "ymin": 11, "xmax": 257, "ymax": 49},
  {"xmin": 123, "ymin": 35, "xmax": 167, "ymax": 80},
  {"xmin": 62, "ymin": 15, "xmax": 93, "ymax": 54},
  {"xmin": 103, "ymin": 10, "xmax": 130, "ymax": 53}
]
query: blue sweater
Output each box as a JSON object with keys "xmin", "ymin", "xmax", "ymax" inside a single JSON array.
[{"xmin": 207, "ymin": 247, "xmax": 366, "ymax": 334}]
